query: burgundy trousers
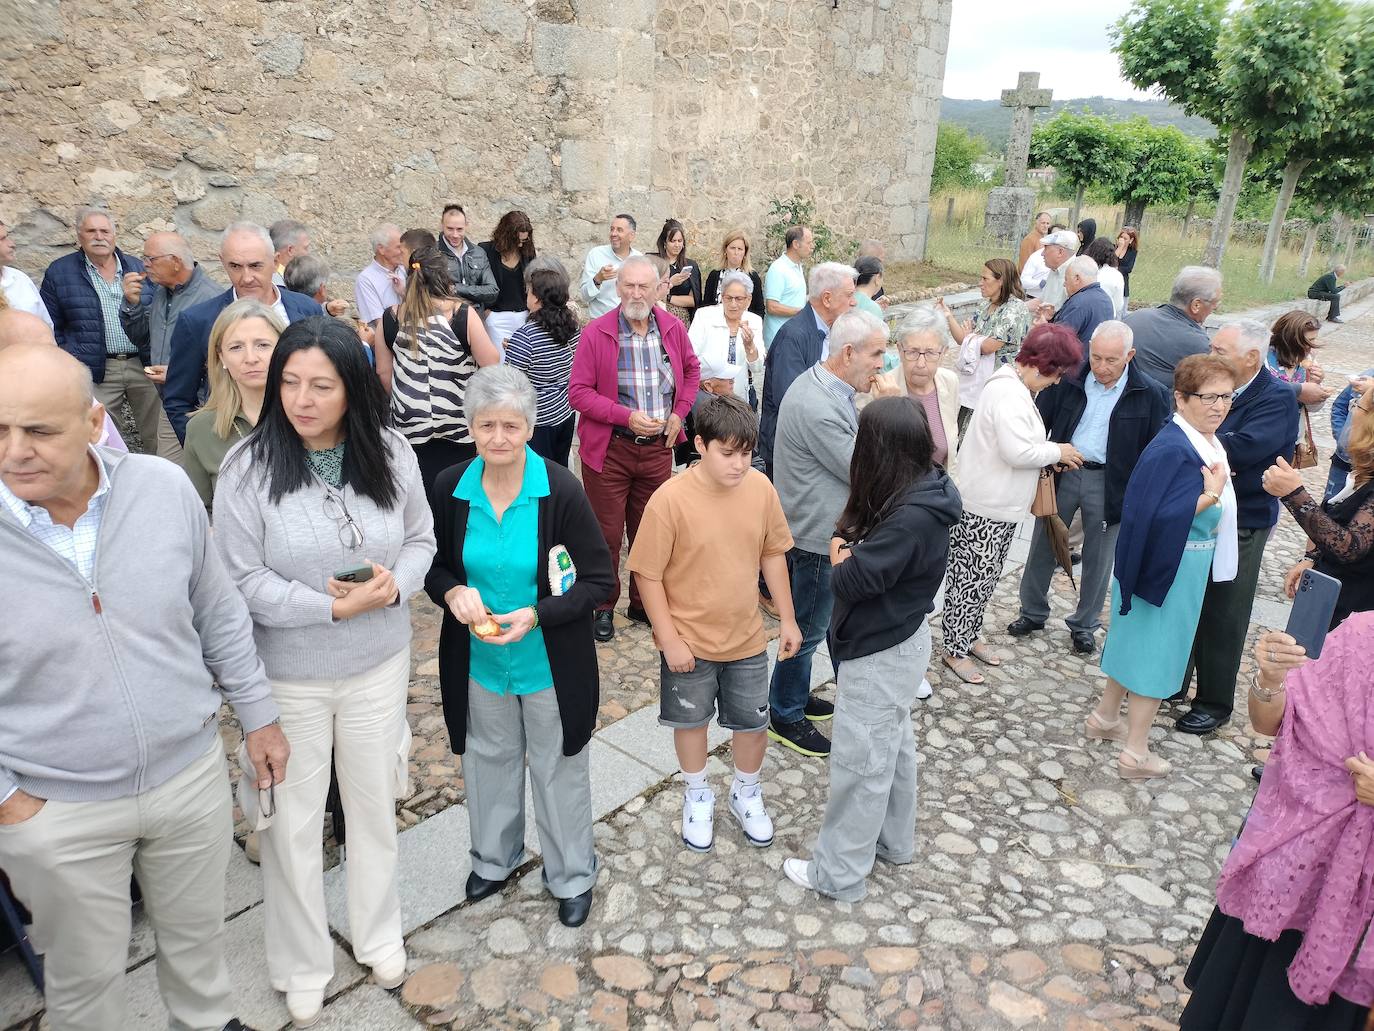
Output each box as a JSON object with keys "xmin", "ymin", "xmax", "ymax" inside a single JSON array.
[{"xmin": 581, "ymin": 434, "xmax": 673, "ymax": 612}]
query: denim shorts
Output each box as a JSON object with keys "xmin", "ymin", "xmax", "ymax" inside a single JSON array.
[{"xmin": 659, "ymin": 650, "xmax": 769, "ymax": 732}]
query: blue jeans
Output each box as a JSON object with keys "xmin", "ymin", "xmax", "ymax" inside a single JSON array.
[
  {"xmin": 1324, "ymin": 457, "xmax": 1352, "ymax": 502},
  {"xmin": 768, "ymin": 548, "xmax": 835, "ymax": 725}
]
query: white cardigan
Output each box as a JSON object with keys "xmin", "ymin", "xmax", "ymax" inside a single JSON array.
[
  {"xmin": 863, "ymin": 365, "xmax": 961, "ymax": 477},
  {"xmin": 687, "ymin": 304, "xmax": 764, "ymax": 402},
  {"xmin": 954, "ymin": 365, "xmax": 1062, "ymax": 523}
]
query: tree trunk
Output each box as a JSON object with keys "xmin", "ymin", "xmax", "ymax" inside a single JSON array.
[
  {"xmin": 1123, "ymin": 199, "xmax": 1147, "ymax": 230},
  {"xmin": 1328, "ymin": 211, "xmax": 1348, "ymax": 267},
  {"xmin": 1070, "ymin": 184, "xmax": 1085, "ymax": 230},
  {"xmin": 1298, "ymin": 221, "xmax": 1319, "ymax": 275},
  {"xmin": 1344, "ymin": 223, "xmax": 1358, "ymax": 267},
  {"xmin": 1259, "ymin": 157, "xmax": 1311, "ymax": 284},
  {"xmin": 1203, "ymin": 128, "xmax": 1253, "ymax": 268},
  {"xmin": 1180, "ymin": 197, "xmax": 1196, "ymax": 240}
]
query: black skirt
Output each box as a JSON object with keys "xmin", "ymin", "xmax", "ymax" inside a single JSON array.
[{"xmin": 1180, "ymin": 907, "xmax": 1369, "ymax": 1031}]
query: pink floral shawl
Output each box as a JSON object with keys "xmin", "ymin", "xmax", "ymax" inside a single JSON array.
[{"xmin": 1215, "ymin": 610, "xmax": 1374, "ymax": 1006}]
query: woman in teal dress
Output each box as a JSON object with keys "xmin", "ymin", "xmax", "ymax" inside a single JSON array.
[{"xmin": 1089, "ymin": 354, "xmax": 1240, "ymax": 780}]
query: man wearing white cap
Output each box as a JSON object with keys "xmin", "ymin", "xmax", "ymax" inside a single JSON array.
[{"xmin": 1021, "ymin": 229, "xmax": 1078, "ymax": 319}]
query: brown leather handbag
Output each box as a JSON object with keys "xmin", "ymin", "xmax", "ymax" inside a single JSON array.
[
  {"xmin": 1293, "ymin": 408, "xmax": 1319, "ymax": 470},
  {"xmin": 1031, "ymin": 467, "xmax": 1058, "ymax": 517}
]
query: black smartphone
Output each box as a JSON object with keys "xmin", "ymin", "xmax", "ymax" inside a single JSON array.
[
  {"xmin": 335, "ymin": 564, "xmax": 375, "ymax": 584},
  {"xmin": 1285, "ymin": 568, "xmax": 1341, "ymax": 659}
]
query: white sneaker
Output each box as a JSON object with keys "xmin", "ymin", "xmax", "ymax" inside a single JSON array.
[
  {"xmin": 916, "ymin": 678, "xmax": 933, "ymax": 700},
  {"xmin": 286, "ymin": 988, "xmax": 324, "ymax": 1028},
  {"xmin": 371, "ymin": 946, "xmax": 407, "ymax": 989},
  {"xmin": 729, "ymin": 780, "xmax": 775, "ymax": 846},
  {"xmin": 783, "ymin": 857, "xmax": 816, "ymax": 891},
  {"xmin": 681, "ymin": 788, "xmax": 715, "ymax": 851}
]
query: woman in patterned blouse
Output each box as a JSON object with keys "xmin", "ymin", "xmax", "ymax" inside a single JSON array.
[{"xmin": 938, "ymin": 257, "xmax": 1034, "ymax": 435}]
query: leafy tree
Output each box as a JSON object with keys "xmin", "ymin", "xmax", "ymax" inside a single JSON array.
[
  {"xmin": 762, "ymin": 196, "xmax": 848, "ymax": 264},
  {"xmin": 930, "ymin": 123, "xmax": 985, "ymax": 192},
  {"xmin": 1029, "ymin": 110, "xmax": 1126, "ymax": 226},
  {"xmin": 1102, "ymin": 120, "xmax": 1209, "ymax": 227}
]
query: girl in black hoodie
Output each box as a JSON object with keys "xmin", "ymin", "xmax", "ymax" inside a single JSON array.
[{"xmin": 782, "ymin": 396, "xmax": 963, "ymax": 902}]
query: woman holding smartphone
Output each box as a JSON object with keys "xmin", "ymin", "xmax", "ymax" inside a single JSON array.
[{"xmin": 213, "ymin": 317, "xmax": 436, "ymax": 1028}]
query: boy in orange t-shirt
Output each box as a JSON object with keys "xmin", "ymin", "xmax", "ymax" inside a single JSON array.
[{"xmin": 628, "ymin": 395, "xmax": 802, "ymax": 852}]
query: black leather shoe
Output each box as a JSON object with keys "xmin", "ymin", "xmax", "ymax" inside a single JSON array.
[
  {"xmin": 1006, "ymin": 616, "xmax": 1045, "ymax": 637},
  {"xmin": 558, "ymin": 888, "xmax": 594, "ymax": 927},
  {"xmin": 625, "ymin": 605, "xmax": 652, "ymax": 626},
  {"xmin": 223, "ymin": 1021, "xmax": 256, "ymax": 1031},
  {"xmin": 1251, "ymin": 763, "xmax": 1265, "ymax": 782},
  {"xmin": 465, "ymin": 871, "xmax": 512, "ymax": 902},
  {"xmin": 1070, "ymin": 629, "xmax": 1096, "ymax": 655},
  {"xmin": 593, "ymin": 610, "xmax": 615, "ymax": 642},
  {"xmin": 1175, "ymin": 709, "xmax": 1229, "ymax": 735}
]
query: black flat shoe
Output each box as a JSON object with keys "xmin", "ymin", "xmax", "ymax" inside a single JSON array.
[
  {"xmin": 593, "ymin": 610, "xmax": 615, "ymax": 642},
  {"xmin": 625, "ymin": 605, "xmax": 651, "ymax": 626},
  {"xmin": 1175, "ymin": 708, "xmax": 1229, "ymax": 735},
  {"xmin": 1251, "ymin": 763, "xmax": 1264, "ymax": 782},
  {"xmin": 1070, "ymin": 629, "xmax": 1096, "ymax": 655},
  {"xmin": 1006, "ymin": 616, "xmax": 1045, "ymax": 637},
  {"xmin": 465, "ymin": 871, "xmax": 512, "ymax": 903},
  {"xmin": 558, "ymin": 888, "xmax": 593, "ymax": 927}
]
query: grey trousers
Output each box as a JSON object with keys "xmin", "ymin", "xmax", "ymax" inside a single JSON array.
[
  {"xmin": 94, "ymin": 357, "xmax": 163, "ymax": 456},
  {"xmin": 463, "ymin": 683, "xmax": 598, "ymax": 898},
  {"xmin": 1017, "ymin": 468, "xmax": 1121, "ymax": 633},
  {"xmin": 0, "ymin": 739, "xmax": 234, "ymax": 1031},
  {"xmin": 808, "ymin": 620, "xmax": 930, "ymax": 903}
]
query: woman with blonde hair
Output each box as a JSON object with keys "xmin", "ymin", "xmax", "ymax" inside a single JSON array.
[
  {"xmin": 183, "ymin": 297, "xmax": 286, "ymax": 511},
  {"xmin": 703, "ymin": 229, "xmax": 765, "ymax": 320}
]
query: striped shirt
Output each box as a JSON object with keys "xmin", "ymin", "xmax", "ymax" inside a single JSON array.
[
  {"xmin": 616, "ymin": 313, "xmax": 675, "ymax": 421},
  {"xmin": 0, "ymin": 447, "xmax": 111, "ymax": 582},
  {"xmin": 504, "ymin": 319, "xmax": 577, "ymax": 427},
  {"xmin": 389, "ymin": 309, "xmax": 478, "ymax": 445},
  {"xmin": 86, "ymin": 254, "xmax": 138, "ymax": 355}
]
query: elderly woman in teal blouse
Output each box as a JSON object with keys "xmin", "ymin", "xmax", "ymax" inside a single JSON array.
[{"xmin": 424, "ymin": 365, "xmax": 614, "ymax": 928}]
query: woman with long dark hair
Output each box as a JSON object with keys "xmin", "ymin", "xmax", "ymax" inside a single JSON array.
[
  {"xmin": 212, "ymin": 317, "xmax": 436, "ymax": 1028},
  {"xmin": 479, "ymin": 210, "xmax": 537, "ymax": 351},
  {"xmin": 503, "ymin": 257, "xmax": 581, "ymax": 467},
  {"xmin": 1115, "ymin": 227, "xmax": 1139, "ymax": 306},
  {"xmin": 378, "ymin": 243, "xmax": 501, "ymax": 495},
  {"xmin": 1076, "ymin": 217, "xmax": 1097, "ymax": 256},
  {"xmin": 782, "ymin": 396, "xmax": 962, "ymax": 902},
  {"xmin": 653, "ymin": 218, "xmax": 701, "ymax": 326}
]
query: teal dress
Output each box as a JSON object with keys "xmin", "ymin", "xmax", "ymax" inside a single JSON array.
[
  {"xmin": 456, "ymin": 447, "xmax": 555, "ymax": 695},
  {"xmin": 1101, "ymin": 504, "xmax": 1222, "ymax": 699}
]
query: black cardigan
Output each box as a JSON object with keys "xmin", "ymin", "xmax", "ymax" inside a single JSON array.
[{"xmin": 423, "ymin": 458, "xmax": 614, "ymax": 756}]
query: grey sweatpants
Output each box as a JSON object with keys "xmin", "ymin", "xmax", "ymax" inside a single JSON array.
[
  {"xmin": 808, "ymin": 620, "xmax": 930, "ymax": 902},
  {"xmin": 464, "ymin": 682, "xmax": 598, "ymax": 898}
]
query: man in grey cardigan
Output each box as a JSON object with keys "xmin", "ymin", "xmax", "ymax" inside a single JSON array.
[
  {"xmin": 768, "ymin": 309, "xmax": 891, "ymax": 757},
  {"xmin": 0, "ymin": 343, "xmax": 288, "ymax": 1031}
]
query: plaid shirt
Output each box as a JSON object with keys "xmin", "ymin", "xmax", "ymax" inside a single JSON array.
[
  {"xmin": 616, "ymin": 311, "xmax": 675, "ymax": 421},
  {"xmin": 85, "ymin": 253, "xmax": 138, "ymax": 355},
  {"xmin": 0, "ymin": 447, "xmax": 111, "ymax": 582}
]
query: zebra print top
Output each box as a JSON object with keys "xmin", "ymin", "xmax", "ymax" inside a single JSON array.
[{"xmin": 384, "ymin": 305, "xmax": 477, "ymax": 445}]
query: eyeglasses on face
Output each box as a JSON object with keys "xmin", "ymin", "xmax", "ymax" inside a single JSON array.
[
  {"xmin": 1186, "ymin": 391, "xmax": 1235, "ymax": 407},
  {"xmin": 899, "ymin": 348, "xmax": 945, "ymax": 361}
]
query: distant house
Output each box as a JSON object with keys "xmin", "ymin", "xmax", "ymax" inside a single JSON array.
[{"xmin": 1028, "ymin": 166, "xmax": 1057, "ymax": 187}]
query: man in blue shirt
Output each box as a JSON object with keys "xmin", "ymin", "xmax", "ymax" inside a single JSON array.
[
  {"xmin": 1010, "ymin": 321, "xmax": 1170, "ymax": 654},
  {"xmin": 1051, "ymin": 256, "xmax": 1116, "ymax": 348}
]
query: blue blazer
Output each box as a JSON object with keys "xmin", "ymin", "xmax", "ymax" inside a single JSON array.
[
  {"xmin": 1051, "ymin": 282, "xmax": 1115, "ymax": 347},
  {"xmin": 759, "ymin": 306, "xmax": 827, "ymax": 468},
  {"xmin": 163, "ymin": 287, "xmax": 322, "ymax": 441},
  {"xmin": 1219, "ymin": 369, "xmax": 1300, "ymax": 529},
  {"xmin": 1112, "ymin": 422, "xmax": 1205, "ymax": 615},
  {"xmin": 39, "ymin": 249, "xmax": 153, "ymax": 382}
]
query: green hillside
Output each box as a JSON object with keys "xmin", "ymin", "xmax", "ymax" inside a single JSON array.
[{"xmin": 940, "ymin": 96, "xmax": 1217, "ymax": 151}]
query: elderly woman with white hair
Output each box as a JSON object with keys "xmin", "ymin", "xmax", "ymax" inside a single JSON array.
[
  {"xmin": 866, "ymin": 306, "xmax": 960, "ymax": 474},
  {"xmin": 688, "ymin": 268, "xmax": 764, "ymax": 406},
  {"xmin": 424, "ymin": 364, "xmax": 614, "ymax": 928}
]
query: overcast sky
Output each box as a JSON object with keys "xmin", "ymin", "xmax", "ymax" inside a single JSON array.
[{"xmin": 943, "ymin": 0, "xmax": 1151, "ymax": 101}]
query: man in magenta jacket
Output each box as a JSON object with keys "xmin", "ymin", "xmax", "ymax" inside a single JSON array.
[{"xmin": 568, "ymin": 255, "xmax": 701, "ymax": 642}]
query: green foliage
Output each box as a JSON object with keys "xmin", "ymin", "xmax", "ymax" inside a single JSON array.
[
  {"xmin": 1029, "ymin": 110, "xmax": 1128, "ymax": 194},
  {"xmin": 938, "ymin": 96, "xmax": 1216, "ymax": 152},
  {"xmin": 1112, "ymin": 0, "xmax": 1229, "ymax": 121},
  {"xmin": 1104, "ymin": 120, "xmax": 1209, "ymax": 209},
  {"xmin": 761, "ymin": 196, "xmax": 849, "ymax": 264},
  {"xmin": 930, "ymin": 123, "xmax": 985, "ymax": 192}
]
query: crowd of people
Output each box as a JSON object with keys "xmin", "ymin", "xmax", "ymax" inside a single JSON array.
[{"xmin": 0, "ymin": 201, "xmax": 1371, "ymax": 1030}]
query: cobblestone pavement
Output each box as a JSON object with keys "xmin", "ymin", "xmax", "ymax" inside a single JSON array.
[{"xmin": 6, "ymin": 297, "xmax": 1369, "ymax": 1030}]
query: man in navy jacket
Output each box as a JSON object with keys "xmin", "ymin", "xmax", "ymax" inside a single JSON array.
[
  {"xmin": 757, "ymin": 262, "xmax": 857, "ymax": 475},
  {"xmin": 1051, "ymin": 256, "xmax": 1116, "ymax": 348},
  {"xmin": 162, "ymin": 222, "xmax": 321, "ymax": 441},
  {"xmin": 1011, "ymin": 320, "xmax": 1170, "ymax": 654},
  {"xmin": 39, "ymin": 207, "xmax": 158, "ymax": 451},
  {"xmin": 1175, "ymin": 319, "xmax": 1299, "ymax": 734}
]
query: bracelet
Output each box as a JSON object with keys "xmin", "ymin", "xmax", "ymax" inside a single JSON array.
[
  {"xmin": 1203, "ymin": 490, "xmax": 1222, "ymax": 503},
  {"xmin": 1249, "ymin": 673, "xmax": 1286, "ymax": 703},
  {"xmin": 528, "ymin": 604, "xmax": 540, "ymax": 630}
]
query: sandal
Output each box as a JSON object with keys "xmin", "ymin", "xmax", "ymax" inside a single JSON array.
[
  {"xmin": 1084, "ymin": 712, "xmax": 1127, "ymax": 743},
  {"xmin": 1118, "ymin": 747, "xmax": 1171, "ymax": 781},
  {"xmin": 942, "ymin": 655, "xmax": 985, "ymax": 684},
  {"xmin": 969, "ymin": 641, "xmax": 1002, "ymax": 667}
]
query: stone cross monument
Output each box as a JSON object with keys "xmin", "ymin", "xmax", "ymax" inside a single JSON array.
[{"xmin": 984, "ymin": 71, "xmax": 1053, "ymax": 245}]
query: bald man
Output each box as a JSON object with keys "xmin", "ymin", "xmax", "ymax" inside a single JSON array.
[
  {"xmin": 118, "ymin": 231, "xmax": 221, "ymax": 462},
  {"xmin": 0, "ymin": 344, "xmax": 288, "ymax": 1030}
]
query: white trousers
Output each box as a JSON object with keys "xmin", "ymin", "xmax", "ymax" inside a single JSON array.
[
  {"xmin": 0, "ymin": 739, "xmax": 234, "ymax": 1031},
  {"xmin": 260, "ymin": 648, "xmax": 411, "ymax": 992}
]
